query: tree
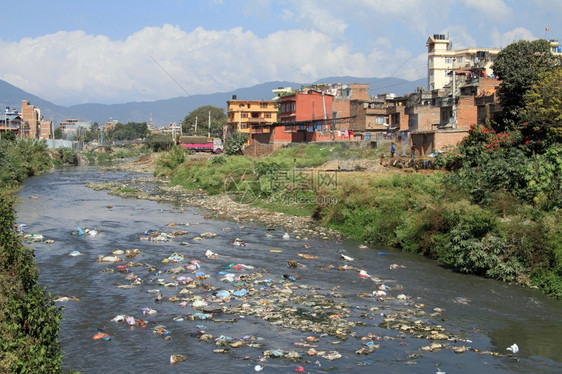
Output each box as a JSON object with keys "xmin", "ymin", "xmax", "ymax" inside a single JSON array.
[
  {"xmin": 84, "ymin": 122, "xmax": 100, "ymax": 143},
  {"xmin": 224, "ymin": 131, "xmax": 249, "ymax": 155},
  {"xmin": 493, "ymin": 39, "xmax": 560, "ymax": 130},
  {"xmin": 181, "ymin": 105, "xmax": 225, "ymax": 138},
  {"xmin": 522, "ymin": 67, "xmax": 562, "ymax": 149},
  {"xmin": 108, "ymin": 122, "xmax": 148, "ymax": 140},
  {"xmin": 53, "ymin": 126, "xmax": 63, "ymax": 139}
]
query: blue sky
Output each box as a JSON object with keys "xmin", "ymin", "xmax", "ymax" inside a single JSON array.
[{"xmin": 0, "ymin": 0, "xmax": 559, "ymax": 106}]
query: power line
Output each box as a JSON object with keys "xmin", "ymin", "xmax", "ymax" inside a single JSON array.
[
  {"xmin": 147, "ymin": 52, "xmax": 202, "ymax": 108},
  {"xmin": 371, "ymin": 55, "xmax": 414, "ymax": 94}
]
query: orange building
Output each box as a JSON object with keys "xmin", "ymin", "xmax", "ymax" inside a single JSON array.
[{"xmin": 225, "ymin": 97, "xmax": 277, "ymax": 144}]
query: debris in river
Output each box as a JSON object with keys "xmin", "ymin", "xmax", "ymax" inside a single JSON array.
[
  {"xmin": 55, "ymin": 296, "xmax": 79, "ymax": 302},
  {"xmin": 97, "ymin": 255, "xmax": 123, "ymax": 263},
  {"xmin": 506, "ymin": 343, "xmax": 519, "ymax": 353},
  {"xmin": 170, "ymin": 354, "xmax": 186, "ymax": 364},
  {"xmin": 205, "ymin": 250, "xmax": 219, "ymax": 259},
  {"xmin": 231, "ymin": 238, "xmax": 246, "ymax": 246},
  {"xmin": 92, "ymin": 332, "xmax": 111, "ymax": 340}
]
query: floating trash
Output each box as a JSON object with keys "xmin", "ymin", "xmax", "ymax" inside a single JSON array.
[
  {"xmin": 341, "ymin": 254, "xmax": 354, "ymax": 261},
  {"xmin": 205, "ymin": 250, "xmax": 219, "ymax": 259},
  {"xmin": 231, "ymin": 238, "xmax": 246, "ymax": 246},
  {"xmin": 170, "ymin": 354, "xmax": 186, "ymax": 364},
  {"xmin": 92, "ymin": 332, "xmax": 111, "ymax": 340},
  {"xmin": 506, "ymin": 343, "xmax": 519, "ymax": 353}
]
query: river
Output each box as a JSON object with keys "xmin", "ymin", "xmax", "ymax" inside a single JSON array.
[{"xmin": 16, "ymin": 166, "xmax": 562, "ymax": 373}]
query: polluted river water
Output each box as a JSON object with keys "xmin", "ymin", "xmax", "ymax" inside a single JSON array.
[{"xmin": 16, "ymin": 166, "xmax": 562, "ymax": 373}]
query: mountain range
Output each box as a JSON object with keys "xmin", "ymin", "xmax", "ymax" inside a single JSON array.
[{"xmin": 0, "ymin": 76, "xmax": 425, "ymax": 127}]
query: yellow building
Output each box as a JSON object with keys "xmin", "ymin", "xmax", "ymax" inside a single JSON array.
[{"xmin": 226, "ymin": 96, "xmax": 278, "ymax": 143}]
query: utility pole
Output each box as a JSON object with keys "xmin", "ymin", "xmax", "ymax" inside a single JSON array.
[
  {"xmin": 195, "ymin": 116, "xmax": 198, "ymax": 135},
  {"xmin": 451, "ymin": 57, "xmax": 457, "ymax": 128},
  {"xmin": 208, "ymin": 111, "xmax": 211, "ymax": 138},
  {"xmin": 238, "ymin": 106, "xmax": 242, "ymax": 132}
]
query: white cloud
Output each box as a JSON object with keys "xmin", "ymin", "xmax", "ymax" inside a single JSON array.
[
  {"xmin": 440, "ymin": 26, "xmax": 477, "ymax": 49},
  {"xmin": 463, "ymin": 0, "xmax": 513, "ymax": 20},
  {"xmin": 531, "ymin": 0, "xmax": 562, "ymax": 16},
  {"xmin": 491, "ymin": 27, "xmax": 536, "ymax": 48},
  {"xmin": 284, "ymin": 1, "xmax": 348, "ymax": 38},
  {"xmin": 0, "ymin": 23, "xmax": 420, "ymax": 105}
]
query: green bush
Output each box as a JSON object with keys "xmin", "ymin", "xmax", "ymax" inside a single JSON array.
[
  {"xmin": 155, "ymin": 146, "xmax": 186, "ymax": 176},
  {"xmin": 59, "ymin": 147, "xmax": 77, "ymax": 165},
  {"xmin": 224, "ymin": 131, "xmax": 249, "ymax": 155},
  {"xmin": 0, "ymin": 192, "xmax": 62, "ymax": 372}
]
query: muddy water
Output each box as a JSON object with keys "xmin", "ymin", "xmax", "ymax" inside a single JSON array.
[{"xmin": 16, "ymin": 167, "xmax": 562, "ymax": 374}]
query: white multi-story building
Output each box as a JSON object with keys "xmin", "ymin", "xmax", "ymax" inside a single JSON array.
[{"xmin": 426, "ymin": 34, "xmax": 501, "ymax": 91}]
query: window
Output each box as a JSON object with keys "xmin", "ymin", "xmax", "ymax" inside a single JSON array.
[
  {"xmin": 444, "ymin": 57, "xmax": 452, "ymax": 64},
  {"xmin": 260, "ymin": 102, "xmax": 268, "ymax": 108},
  {"xmin": 375, "ymin": 117, "xmax": 384, "ymax": 125},
  {"xmin": 456, "ymin": 56, "xmax": 463, "ymax": 64},
  {"xmin": 242, "ymin": 113, "xmax": 248, "ymax": 118},
  {"xmin": 265, "ymin": 113, "xmax": 271, "ymax": 118}
]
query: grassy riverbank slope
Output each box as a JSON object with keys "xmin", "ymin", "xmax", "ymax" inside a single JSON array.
[
  {"xmin": 0, "ymin": 138, "xmax": 63, "ymax": 373},
  {"xmin": 154, "ymin": 141, "xmax": 562, "ymax": 299}
]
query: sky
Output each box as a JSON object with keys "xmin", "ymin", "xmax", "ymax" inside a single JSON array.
[{"xmin": 0, "ymin": 0, "xmax": 559, "ymax": 106}]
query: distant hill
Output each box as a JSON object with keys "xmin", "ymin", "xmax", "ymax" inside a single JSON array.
[{"xmin": 0, "ymin": 77, "xmax": 425, "ymax": 127}]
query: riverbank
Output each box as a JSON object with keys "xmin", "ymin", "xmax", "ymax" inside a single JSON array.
[
  {"xmin": 91, "ymin": 151, "xmax": 408, "ymax": 239},
  {"xmin": 0, "ymin": 138, "xmax": 63, "ymax": 373},
  {"xmin": 93, "ymin": 146, "xmax": 561, "ymax": 299},
  {"xmin": 88, "ymin": 172, "xmax": 342, "ymax": 240}
]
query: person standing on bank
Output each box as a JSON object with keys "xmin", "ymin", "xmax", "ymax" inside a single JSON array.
[
  {"xmin": 411, "ymin": 143, "xmax": 416, "ymax": 159},
  {"xmin": 390, "ymin": 142, "xmax": 396, "ymax": 158}
]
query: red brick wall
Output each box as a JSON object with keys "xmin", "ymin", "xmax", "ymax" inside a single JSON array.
[
  {"xmin": 39, "ymin": 120, "xmax": 52, "ymax": 139},
  {"xmin": 349, "ymin": 83, "xmax": 370, "ymax": 100},
  {"xmin": 477, "ymin": 77, "xmax": 500, "ymax": 93},
  {"xmin": 21, "ymin": 100, "xmax": 39, "ymax": 139},
  {"xmin": 294, "ymin": 92, "xmax": 333, "ymax": 121},
  {"xmin": 334, "ymin": 98, "xmax": 350, "ymax": 123},
  {"xmin": 271, "ymin": 125, "xmax": 294, "ymax": 143},
  {"xmin": 410, "ymin": 105, "xmax": 440, "ymax": 131},
  {"xmin": 456, "ymin": 96, "xmax": 477, "ymax": 129},
  {"xmin": 434, "ymin": 131, "xmax": 468, "ymax": 150}
]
